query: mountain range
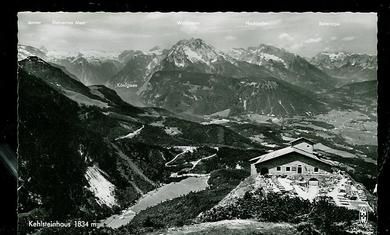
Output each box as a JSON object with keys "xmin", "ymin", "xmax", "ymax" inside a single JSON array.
[
  {"xmin": 18, "ymin": 44, "xmax": 123, "ymax": 86},
  {"xmin": 228, "ymin": 44, "xmax": 337, "ymax": 91},
  {"xmin": 311, "ymin": 51, "xmax": 377, "ymax": 84},
  {"xmin": 18, "ymin": 56, "xmax": 269, "ymax": 225},
  {"xmin": 141, "ymin": 70, "xmax": 328, "ymax": 116},
  {"xmin": 17, "ymin": 36, "xmax": 378, "ymax": 233},
  {"xmin": 17, "ymin": 40, "xmax": 378, "ymax": 117}
]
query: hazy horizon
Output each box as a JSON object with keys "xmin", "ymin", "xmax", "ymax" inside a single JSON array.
[{"xmin": 18, "ymin": 12, "xmax": 377, "ymax": 57}]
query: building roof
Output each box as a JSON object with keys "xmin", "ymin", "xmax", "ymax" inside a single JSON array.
[
  {"xmin": 249, "ymin": 145, "xmax": 333, "ymax": 166},
  {"xmin": 288, "ymin": 137, "xmax": 315, "ymax": 145}
]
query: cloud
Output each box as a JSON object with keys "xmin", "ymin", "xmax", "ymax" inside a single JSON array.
[
  {"xmin": 177, "ymin": 20, "xmax": 201, "ymax": 34},
  {"xmin": 304, "ymin": 37, "xmax": 322, "ymax": 43},
  {"xmin": 342, "ymin": 36, "xmax": 355, "ymax": 41},
  {"xmin": 289, "ymin": 43, "xmax": 303, "ymax": 50},
  {"xmin": 224, "ymin": 35, "xmax": 236, "ymax": 41},
  {"xmin": 18, "ymin": 12, "xmax": 377, "ymax": 57},
  {"xmin": 278, "ymin": 33, "xmax": 294, "ymax": 41}
]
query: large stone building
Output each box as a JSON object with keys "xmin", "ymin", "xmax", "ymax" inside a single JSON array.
[{"xmin": 250, "ymin": 138, "xmax": 334, "ymax": 176}]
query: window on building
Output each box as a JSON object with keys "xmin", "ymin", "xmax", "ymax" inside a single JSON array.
[
  {"xmin": 314, "ymin": 167, "xmax": 319, "ymax": 172},
  {"xmin": 277, "ymin": 166, "xmax": 281, "ymax": 171},
  {"xmin": 292, "ymin": 166, "xmax": 296, "ymax": 171},
  {"xmin": 286, "ymin": 167, "xmax": 290, "ymax": 171}
]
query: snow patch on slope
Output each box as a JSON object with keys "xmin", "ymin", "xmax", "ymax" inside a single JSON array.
[
  {"xmin": 85, "ymin": 165, "xmax": 118, "ymax": 208},
  {"xmin": 184, "ymin": 47, "xmax": 209, "ymax": 65},
  {"xmin": 319, "ymin": 52, "xmax": 348, "ymax": 62},
  {"xmin": 257, "ymin": 52, "xmax": 288, "ymax": 68}
]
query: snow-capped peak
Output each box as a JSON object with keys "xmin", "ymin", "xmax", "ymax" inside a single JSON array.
[
  {"xmin": 229, "ymin": 44, "xmax": 288, "ymax": 69},
  {"xmin": 21, "ymin": 55, "xmax": 49, "ymax": 65},
  {"xmin": 18, "ymin": 44, "xmax": 121, "ymax": 64},
  {"xmin": 18, "ymin": 44, "xmax": 48, "ymax": 61},
  {"xmin": 166, "ymin": 38, "xmax": 235, "ymax": 67},
  {"xmin": 317, "ymin": 51, "xmax": 348, "ymax": 62},
  {"xmin": 47, "ymin": 49, "xmax": 119, "ymax": 62},
  {"xmin": 312, "ymin": 51, "xmax": 377, "ymax": 70}
]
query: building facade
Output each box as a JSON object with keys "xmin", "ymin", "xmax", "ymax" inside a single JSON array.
[{"xmin": 250, "ymin": 138, "xmax": 333, "ymax": 176}]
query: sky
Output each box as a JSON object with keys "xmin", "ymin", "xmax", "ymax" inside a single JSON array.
[{"xmin": 18, "ymin": 12, "xmax": 377, "ymax": 57}]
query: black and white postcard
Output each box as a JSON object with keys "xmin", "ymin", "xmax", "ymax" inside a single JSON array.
[{"xmin": 17, "ymin": 12, "xmax": 377, "ymax": 234}]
